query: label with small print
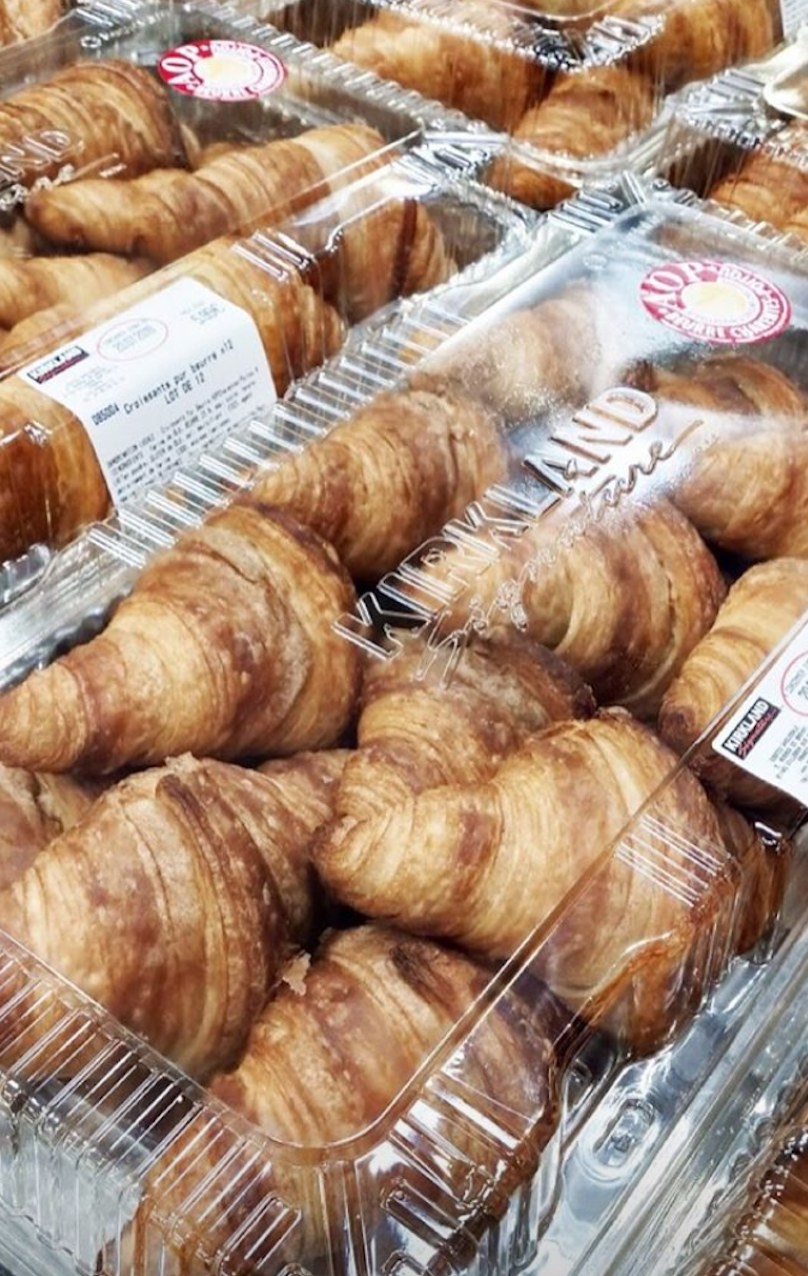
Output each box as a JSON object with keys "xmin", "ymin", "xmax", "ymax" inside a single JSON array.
[
  {"xmin": 20, "ymin": 277, "xmax": 276, "ymax": 508},
  {"xmin": 713, "ymin": 617, "xmax": 808, "ymax": 804},
  {"xmin": 640, "ymin": 260, "xmax": 792, "ymax": 345},
  {"xmin": 157, "ymin": 40, "xmax": 286, "ymax": 101}
]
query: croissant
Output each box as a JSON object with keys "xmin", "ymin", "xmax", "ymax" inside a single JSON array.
[
  {"xmin": 0, "ymin": 0, "xmax": 63, "ymax": 42},
  {"xmin": 611, "ymin": 0, "xmax": 778, "ymax": 88},
  {"xmin": 0, "ymin": 234, "xmax": 345, "ymax": 561},
  {"xmin": 0, "ymin": 504, "xmax": 362, "ymax": 774},
  {"xmin": 0, "ymin": 252, "xmax": 150, "ymax": 329},
  {"xmin": 0, "ymin": 763, "xmax": 102, "ymax": 889},
  {"xmin": 130, "ymin": 923, "xmax": 563, "ymax": 1269},
  {"xmin": 0, "ymin": 61, "xmax": 186, "ymax": 189},
  {"xmin": 338, "ymin": 630, "xmax": 594, "ymax": 823},
  {"xmin": 414, "ymin": 282, "xmax": 624, "ymax": 423},
  {"xmin": 709, "ymin": 127, "xmax": 808, "ymax": 232},
  {"xmin": 630, "ymin": 356, "xmax": 808, "ymax": 560},
  {"xmin": 0, "ymin": 750, "xmax": 346, "ymax": 1078},
  {"xmin": 703, "ymin": 1111, "xmax": 808, "ymax": 1276},
  {"xmin": 315, "ymin": 708, "xmax": 741, "ymax": 1051},
  {"xmin": 487, "ymin": 66, "xmax": 656, "ymax": 210},
  {"xmin": 244, "ymin": 384, "xmax": 506, "ymax": 579},
  {"xmin": 328, "ymin": 6, "xmax": 546, "ymax": 131},
  {"xmin": 24, "ymin": 123, "xmax": 387, "ymax": 264},
  {"xmin": 0, "ymin": 300, "xmax": 75, "ymax": 367},
  {"xmin": 784, "ymin": 207, "xmax": 808, "ymax": 245},
  {"xmin": 658, "ymin": 559, "xmax": 808, "ymax": 810},
  {"xmin": 714, "ymin": 802, "xmax": 791, "ymax": 956},
  {"xmin": 413, "ymin": 498, "xmax": 725, "ymax": 718}
]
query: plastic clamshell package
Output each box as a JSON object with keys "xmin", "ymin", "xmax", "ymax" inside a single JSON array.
[
  {"xmin": 234, "ymin": 0, "xmax": 803, "ymax": 210},
  {"xmin": 0, "ymin": 176, "xmax": 806, "ymax": 1276},
  {"xmin": 660, "ymin": 32, "xmax": 808, "ymax": 249},
  {"xmin": 0, "ymin": 0, "xmax": 541, "ymax": 609}
]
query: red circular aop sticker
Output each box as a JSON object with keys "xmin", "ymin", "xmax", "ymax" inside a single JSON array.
[
  {"xmin": 157, "ymin": 40, "xmax": 286, "ymax": 102},
  {"xmin": 639, "ymin": 259, "xmax": 791, "ymax": 345}
]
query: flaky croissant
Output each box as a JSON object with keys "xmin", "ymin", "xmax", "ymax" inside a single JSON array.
[
  {"xmin": 0, "ymin": 252, "xmax": 150, "ymax": 329},
  {"xmin": 328, "ymin": 6, "xmax": 545, "ymax": 131},
  {"xmin": 487, "ymin": 66, "xmax": 656, "ymax": 210},
  {"xmin": 315, "ymin": 709, "xmax": 740, "ymax": 1051},
  {"xmin": 0, "ymin": 764, "xmax": 102, "ymax": 889},
  {"xmin": 414, "ymin": 498, "xmax": 725, "ymax": 718},
  {"xmin": 0, "ymin": 504, "xmax": 362, "ymax": 774},
  {"xmin": 0, "ymin": 177, "xmax": 454, "ymax": 562},
  {"xmin": 0, "ymin": 0, "xmax": 63, "ymax": 43},
  {"xmin": 0, "ymin": 60, "xmax": 186, "ymax": 189},
  {"xmin": 714, "ymin": 802, "xmax": 791, "ymax": 956},
  {"xmin": 414, "ymin": 282, "xmax": 624, "ymax": 423},
  {"xmin": 0, "ymin": 751, "xmax": 346, "ymax": 1078},
  {"xmin": 337, "ymin": 630, "xmax": 594, "ymax": 823},
  {"xmin": 131, "ymin": 923, "xmax": 562, "ymax": 1269},
  {"xmin": 244, "ymin": 384, "xmax": 506, "ymax": 579},
  {"xmin": 24, "ymin": 123, "xmax": 387, "ymax": 264},
  {"xmin": 0, "ymin": 234, "xmax": 344, "ymax": 560},
  {"xmin": 659, "ymin": 559, "xmax": 808, "ymax": 809},
  {"xmin": 709, "ymin": 126, "xmax": 808, "ymax": 233},
  {"xmin": 612, "ymin": 0, "xmax": 778, "ymax": 87},
  {"xmin": 630, "ymin": 356, "xmax": 808, "ymax": 560}
]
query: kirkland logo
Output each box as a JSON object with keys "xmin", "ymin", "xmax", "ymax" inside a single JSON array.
[
  {"xmin": 721, "ymin": 699, "xmax": 781, "ymax": 760},
  {"xmin": 25, "ymin": 345, "xmax": 89, "ymax": 385}
]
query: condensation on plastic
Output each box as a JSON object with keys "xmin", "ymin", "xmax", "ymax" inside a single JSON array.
[
  {"xmin": 660, "ymin": 33, "xmax": 808, "ymax": 245},
  {"xmin": 230, "ymin": 0, "xmax": 799, "ymax": 211},
  {"xmin": 0, "ymin": 175, "xmax": 804, "ymax": 1276}
]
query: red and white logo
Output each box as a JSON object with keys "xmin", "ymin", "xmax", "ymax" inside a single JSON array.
[
  {"xmin": 640, "ymin": 259, "xmax": 791, "ymax": 345},
  {"xmin": 157, "ymin": 40, "xmax": 286, "ymax": 102}
]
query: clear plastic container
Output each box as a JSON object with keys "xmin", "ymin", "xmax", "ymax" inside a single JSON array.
[
  {"xmin": 0, "ymin": 175, "xmax": 808, "ymax": 1275},
  {"xmin": 661, "ymin": 32, "xmax": 808, "ymax": 247},
  {"xmin": 236, "ymin": 0, "xmax": 804, "ymax": 208},
  {"xmin": 0, "ymin": 0, "xmax": 537, "ymax": 600}
]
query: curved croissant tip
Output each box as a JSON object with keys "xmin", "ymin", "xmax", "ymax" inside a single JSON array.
[{"xmin": 656, "ymin": 703, "xmax": 696, "ymax": 756}]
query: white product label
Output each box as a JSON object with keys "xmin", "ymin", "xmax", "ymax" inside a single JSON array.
[
  {"xmin": 20, "ymin": 277, "xmax": 276, "ymax": 508},
  {"xmin": 779, "ymin": 0, "xmax": 806, "ymax": 38},
  {"xmin": 712, "ymin": 618, "xmax": 808, "ymax": 803}
]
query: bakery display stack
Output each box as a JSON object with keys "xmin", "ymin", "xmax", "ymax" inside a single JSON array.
[{"xmin": 0, "ymin": 1, "xmax": 806, "ymax": 1275}]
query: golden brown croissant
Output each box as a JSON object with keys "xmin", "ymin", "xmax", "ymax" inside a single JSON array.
[
  {"xmin": 0, "ymin": 252, "xmax": 150, "ymax": 329},
  {"xmin": 709, "ymin": 126, "xmax": 808, "ymax": 232},
  {"xmin": 0, "ymin": 751, "xmax": 346, "ymax": 1078},
  {"xmin": 713, "ymin": 802, "xmax": 790, "ymax": 956},
  {"xmin": 0, "ymin": 764, "xmax": 102, "ymax": 889},
  {"xmin": 0, "ymin": 176, "xmax": 455, "ymax": 562},
  {"xmin": 630, "ymin": 356, "xmax": 808, "ymax": 560},
  {"xmin": 244, "ymin": 384, "xmax": 506, "ymax": 579},
  {"xmin": 487, "ymin": 66, "xmax": 656, "ymax": 210},
  {"xmin": 414, "ymin": 498, "xmax": 725, "ymax": 718},
  {"xmin": 612, "ymin": 0, "xmax": 778, "ymax": 88},
  {"xmin": 0, "ymin": 60, "xmax": 186, "ymax": 189},
  {"xmin": 337, "ymin": 630, "xmax": 595, "ymax": 823},
  {"xmin": 659, "ymin": 559, "xmax": 808, "ymax": 809},
  {"xmin": 130, "ymin": 923, "xmax": 562, "ymax": 1269},
  {"xmin": 24, "ymin": 123, "xmax": 387, "ymax": 264},
  {"xmin": 0, "ymin": 0, "xmax": 63, "ymax": 42},
  {"xmin": 328, "ymin": 6, "xmax": 546, "ymax": 131},
  {"xmin": 0, "ymin": 300, "xmax": 75, "ymax": 367},
  {"xmin": 0, "ymin": 504, "xmax": 362, "ymax": 774},
  {"xmin": 414, "ymin": 282, "xmax": 623, "ymax": 423},
  {"xmin": 0, "ymin": 233, "xmax": 345, "ymax": 560},
  {"xmin": 315, "ymin": 708, "xmax": 739, "ymax": 1051}
]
